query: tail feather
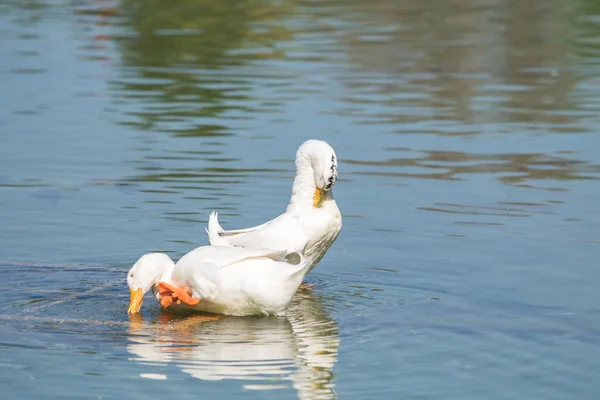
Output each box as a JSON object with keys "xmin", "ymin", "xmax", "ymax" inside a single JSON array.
[{"xmin": 206, "ymin": 211, "xmax": 230, "ymax": 246}]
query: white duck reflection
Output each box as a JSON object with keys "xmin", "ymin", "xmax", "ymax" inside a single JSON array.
[{"xmin": 127, "ymin": 287, "xmax": 339, "ymax": 399}]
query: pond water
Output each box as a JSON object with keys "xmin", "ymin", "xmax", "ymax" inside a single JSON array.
[{"xmin": 1, "ymin": 0, "xmax": 600, "ymax": 398}]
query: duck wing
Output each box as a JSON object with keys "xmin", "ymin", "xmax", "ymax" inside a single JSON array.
[{"xmin": 207, "ymin": 212, "xmax": 305, "ymax": 252}]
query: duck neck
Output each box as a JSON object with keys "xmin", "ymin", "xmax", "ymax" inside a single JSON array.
[
  {"xmin": 152, "ymin": 261, "xmax": 175, "ymax": 289},
  {"xmin": 160, "ymin": 262, "xmax": 174, "ymax": 282},
  {"xmin": 287, "ymin": 157, "xmax": 316, "ymax": 213}
]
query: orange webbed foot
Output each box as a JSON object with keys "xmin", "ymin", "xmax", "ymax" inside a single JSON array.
[
  {"xmin": 160, "ymin": 295, "xmax": 174, "ymax": 308},
  {"xmin": 299, "ymin": 283, "xmax": 313, "ymax": 292},
  {"xmin": 157, "ymin": 282, "xmax": 200, "ymax": 308}
]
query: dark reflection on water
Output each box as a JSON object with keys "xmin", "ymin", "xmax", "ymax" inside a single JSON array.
[
  {"xmin": 345, "ymin": 149, "xmax": 600, "ymax": 184},
  {"xmin": 111, "ymin": 0, "xmax": 296, "ymax": 136},
  {"xmin": 326, "ymin": 0, "xmax": 589, "ymax": 129}
]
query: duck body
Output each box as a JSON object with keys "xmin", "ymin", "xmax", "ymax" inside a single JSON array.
[
  {"xmin": 207, "ymin": 139, "xmax": 342, "ymax": 273},
  {"xmin": 137, "ymin": 246, "xmax": 310, "ymax": 316}
]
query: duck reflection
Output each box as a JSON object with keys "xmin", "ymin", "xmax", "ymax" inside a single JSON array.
[{"xmin": 127, "ymin": 287, "xmax": 339, "ymax": 398}]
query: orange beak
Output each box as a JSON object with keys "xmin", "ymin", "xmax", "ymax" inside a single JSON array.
[
  {"xmin": 313, "ymin": 188, "xmax": 325, "ymax": 208},
  {"xmin": 128, "ymin": 288, "xmax": 144, "ymax": 314}
]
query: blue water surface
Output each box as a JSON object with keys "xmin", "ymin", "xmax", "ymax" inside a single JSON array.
[{"xmin": 1, "ymin": 0, "xmax": 599, "ymax": 398}]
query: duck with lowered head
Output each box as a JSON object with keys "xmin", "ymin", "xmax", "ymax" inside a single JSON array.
[{"xmin": 127, "ymin": 246, "xmax": 310, "ymax": 316}]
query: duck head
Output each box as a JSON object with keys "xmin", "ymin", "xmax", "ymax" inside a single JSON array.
[{"xmin": 127, "ymin": 253, "xmax": 175, "ymax": 313}]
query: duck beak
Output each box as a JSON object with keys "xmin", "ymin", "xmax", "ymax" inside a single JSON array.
[
  {"xmin": 128, "ymin": 288, "xmax": 144, "ymax": 314},
  {"xmin": 313, "ymin": 188, "xmax": 325, "ymax": 208}
]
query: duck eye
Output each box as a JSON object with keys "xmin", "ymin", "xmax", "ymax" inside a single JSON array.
[{"xmin": 130, "ymin": 273, "xmax": 134, "ymax": 278}]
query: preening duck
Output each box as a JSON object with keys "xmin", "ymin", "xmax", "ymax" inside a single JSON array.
[{"xmin": 206, "ymin": 139, "xmax": 342, "ymax": 274}]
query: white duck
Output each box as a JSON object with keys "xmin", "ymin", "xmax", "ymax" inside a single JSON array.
[
  {"xmin": 127, "ymin": 246, "xmax": 310, "ymax": 316},
  {"xmin": 207, "ymin": 139, "xmax": 342, "ymax": 274}
]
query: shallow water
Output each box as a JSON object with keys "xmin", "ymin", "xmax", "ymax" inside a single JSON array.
[{"xmin": 1, "ymin": 0, "xmax": 600, "ymax": 398}]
